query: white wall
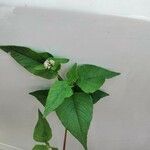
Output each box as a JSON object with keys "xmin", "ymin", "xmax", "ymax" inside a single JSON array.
[
  {"xmin": 1, "ymin": 0, "xmax": 150, "ymax": 20},
  {"xmin": 0, "ymin": 4, "xmax": 150, "ymax": 150}
]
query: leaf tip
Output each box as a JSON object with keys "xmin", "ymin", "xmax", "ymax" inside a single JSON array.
[
  {"xmin": 115, "ymin": 72, "xmax": 121, "ymax": 76},
  {"xmin": 106, "ymin": 71, "xmax": 121, "ymax": 79},
  {"xmin": 105, "ymin": 92, "xmax": 109, "ymax": 96},
  {"xmin": 29, "ymin": 91, "xmax": 34, "ymax": 96},
  {"xmin": 0, "ymin": 45, "xmax": 10, "ymax": 53},
  {"xmin": 65, "ymin": 58, "xmax": 70, "ymax": 63}
]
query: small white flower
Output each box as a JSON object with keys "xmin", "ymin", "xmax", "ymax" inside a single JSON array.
[
  {"xmin": 49, "ymin": 59, "xmax": 55, "ymax": 66},
  {"xmin": 44, "ymin": 59, "xmax": 55, "ymax": 69}
]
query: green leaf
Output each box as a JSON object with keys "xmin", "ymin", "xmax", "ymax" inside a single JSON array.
[
  {"xmin": 98, "ymin": 66, "xmax": 120, "ymax": 79},
  {"xmin": 91, "ymin": 90, "xmax": 109, "ymax": 104},
  {"xmin": 29, "ymin": 90, "xmax": 49, "ymax": 106},
  {"xmin": 0, "ymin": 45, "xmax": 53, "ymax": 62},
  {"xmin": 44, "ymin": 81, "xmax": 73, "ymax": 117},
  {"xmin": 0, "ymin": 45, "xmax": 59, "ymax": 79},
  {"xmin": 33, "ymin": 110, "xmax": 52, "ymax": 142},
  {"xmin": 30, "ymin": 64, "xmax": 58, "ymax": 79},
  {"xmin": 32, "ymin": 145, "xmax": 48, "ymax": 150},
  {"xmin": 77, "ymin": 65, "xmax": 105, "ymax": 93},
  {"xmin": 66, "ymin": 63, "xmax": 78, "ymax": 85},
  {"xmin": 79, "ymin": 64, "xmax": 120, "ymax": 79},
  {"xmin": 77, "ymin": 64, "xmax": 120, "ymax": 93},
  {"xmin": 56, "ymin": 93, "xmax": 93, "ymax": 150},
  {"xmin": 50, "ymin": 57, "xmax": 69, "ymax": 64},
  {"xmin": 51, "ymin": 62, "xmax": 61, "ymax": 71},
  {"xmin": 40, "ymin": 52, "xmax": 53, "ymax": 60}
]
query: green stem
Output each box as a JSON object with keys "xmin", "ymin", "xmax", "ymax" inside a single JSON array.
[
  {"xmin": 45, "ymin": 142, "xmax": 51, "ymax": 148},
  {"xmin": 57, "ymin": 75, "xmax": 68, "ymax": 150},
  {"xmin": 58, "ymin": 74, "xmax": 63, "ymax": 81}
]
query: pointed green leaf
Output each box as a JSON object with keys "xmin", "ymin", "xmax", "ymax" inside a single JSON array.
[
  {"xmin": 0, "ymin": 45, "xmax": 53, "ymax": 62},
  {"xmin": 44, "ymin": 81, "xmax": 73, "ymax": 117},
  {"xmin": 0, "ymin": 45, "xmax": 59, "ymax": 79},
  {"xmin": 30, "ymin": 90, "xmax": 49, "ymax": 106},
  {"xmin": 66, "ymin": 63, "xmax": 78, "ymax": 85},
  {"xmin": 33, "ymin": 110, "xmax": 52, "ymax": 142},
  {"xmin": 91, "ymin": 90, "xmax": 109, "ymax": 104},
  {"xmin": 98, "ymin": 66, "xmax": 120, "ymax": 79},
  {"xmin": 32, "ymin": 145, "xmax": 48, "ymax": 150},
  {"xmin": 77, "ymin": 64, "xmax": 120, "ymax": 93},
  {"xmin": 78, "ymin": 64, "xmax": 120, "ymax": 79},
  {"xmin": 56, "ymin": 93, "xmax": 93, "ymax": 150}
]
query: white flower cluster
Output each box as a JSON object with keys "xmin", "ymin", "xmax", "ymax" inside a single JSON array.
[{"xmin": 44, "ymin": 59, "xmax": 55, "ymax": 69}]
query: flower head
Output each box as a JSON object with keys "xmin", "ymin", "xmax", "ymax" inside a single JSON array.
[{"xmin": 44, "ymin": 59, "xmax": 55, "ymax": 69}]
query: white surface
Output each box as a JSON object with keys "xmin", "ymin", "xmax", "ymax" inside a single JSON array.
[
  {"xmin": 0, "ymin": 3, "xmax": 150, "ymax": 150},
  {"xmin": 0, "ymin": 143, "xmax": 23, "ymax": 150},
  {"xmin": 1, "ymin": 0, "xmax": 150, "ymax": 21}
]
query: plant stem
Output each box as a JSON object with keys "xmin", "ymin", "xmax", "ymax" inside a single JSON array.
[
  {"xmin": 57, "ymin": 74, "xmax": 68, "ymax": 150},
  {"xmin": 58, "ymin": 74, "xmax": 63, "ymax": 81},
  {"xmin": 45, "ymin": 142, "xmax": 51, "ymax": 149},
  {"xmin": 63, "ymin": 129, "xmax": 68, "ymax": 150}
]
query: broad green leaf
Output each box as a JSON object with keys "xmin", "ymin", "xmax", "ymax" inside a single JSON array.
[
  {"xmin": 66, "ymin": 63, "xmax": 78, "ymax": 85},
  {"xmin": 56, "ymin": 93, "xmax": 93, "ymax": 150},
  {"xmin": 0, "ymin": 45, "xmax": 53, "ymax": 62},
  {"xmin": 33, "ymin": 110, "xmax": 52, "ymax": 142},
  {"xmin": 98, "ymin": 66, "xmax": 120, "ymax": 79},
  {"xmin": 30, "ymin": 90, "xmax": 49, "ymax": 106},
  {"xmin": 77, "ymin": 65, "xmax": 105, "ymax": 93},
  {"xmin": 77, "ymin": 64, "xmax": 120, "ymax": 93},
  {"xmin": 44, "ymin": 81, "xmax": 73, "ymax": 117},
  {"xmin": 78, "ymin": 64, "xmax": 120, "ymax": 79},
  {"xmin": 0, "ymin": 45, "xmax": 59, "ymax": 79},
  {"xmin": 91, "ymin": 90, "xmax": 109, "ymax": 104},
  {"xmin": 32, "ymin": 145, "xmax": 48, "ymax": 150}
]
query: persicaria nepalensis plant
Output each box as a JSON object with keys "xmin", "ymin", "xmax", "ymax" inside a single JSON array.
[{"xmin": 0, "ymin": 45, "xmax": 120, "ymax": 150}]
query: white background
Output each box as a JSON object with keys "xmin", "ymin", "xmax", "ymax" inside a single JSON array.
[
  {"xmin": 1, "ymin": 0, "xmax": 150, "ymax": 20},
  {"xmin": 0, "ymin": 1, "xmax": 150, "ymax": 150}
]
